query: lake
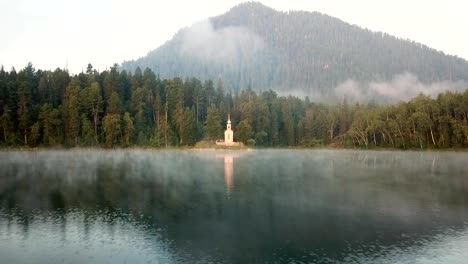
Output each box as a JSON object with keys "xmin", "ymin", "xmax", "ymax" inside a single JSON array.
[{"xmin": 1, "ymin": 149, "xmax": 468, "ymax": 263}]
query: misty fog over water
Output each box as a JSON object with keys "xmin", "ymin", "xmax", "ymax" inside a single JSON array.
[{"xmin": 1, "ymin": 149, "xmax": 468, "ymax": 263}]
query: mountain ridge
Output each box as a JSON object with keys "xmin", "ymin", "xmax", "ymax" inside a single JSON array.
[{"xmin": 121, "ymin": 2, "xmax": 468, "ymax": 97}]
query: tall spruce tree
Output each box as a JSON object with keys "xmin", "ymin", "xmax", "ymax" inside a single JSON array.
[{"xmin": 205, "ymin": 105, "xmax": 223, "ymax": 140}]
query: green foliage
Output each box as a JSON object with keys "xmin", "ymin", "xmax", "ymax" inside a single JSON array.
[
  {"xmin": 39, "ymin": 104, "xmax": 62, "ymax": 146},
  {"xmin": 103, "ymin": 113, "xmax": 121, "ymax": 147},
  {"xmin": 131, "ymin": 86, "xmax": 150, "ymax": 135},
  {"xmin": 179, "ymin": 108, "xmax": 197, "ymax": 146},
  {"xmin": 205, "ymin": 105, "xmax": 223, "ymax": 140},
  {"xmin": 1, "ymin": 106, "xmax": 14, "ymax": 144},
  {"xmin": 80, "ymin": 114, "xmax": 94, "ymax": 146},
  {"xmin": 1, "ymin": 63, "xmax": 468, "ymax": 150},
  {"xmin": 246, "ymin": 139, "xmax": 256, "ymax": 147},
  {"xmin": 236, "ymin": 120, "xmax": 253, "ymax": 143},
  {"xmin": 17, "ymin": 80, "xmax": 32, "ymax": 145},
  {"xmin": 149, "ymin": 128, "xmax": 161, "ymax": 147},
  {"xmin": 108, "ymin": 92, "xmax": 122, "ymax": 114},
  {"xmin": 299, "ymin": 137, "xmax": 324, "ymax": 147},
  {"xmin": 29, "ymin": 122, "xmax": 41, "ymax": 147},
  {"xmin": 63, "ymin": 80, "xmax": 81, "ymax": 146},
  {"xmin": 122, "ymin": 112, "xmax": 135, "ymax": 146},
  {"xmin": 81, "ymin": 81, "xmax": 102, "ymax": 144},
  {"xmin": 136, "ymin": 132, "xmax": 148, "ymax": 146},
  {"xmin": 254, "ymin": 131, "xmax": 268, "ymax": 146}
]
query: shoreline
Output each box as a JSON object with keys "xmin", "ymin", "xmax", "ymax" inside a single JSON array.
[{"xmin": 1, "ymin": 146, "xmax": 467, "ymax": 152}]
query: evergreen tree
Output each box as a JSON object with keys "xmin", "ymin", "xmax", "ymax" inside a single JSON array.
[
  {"xmin": 205, "ymin": 105, "xmax": 223, "ymax": 140},
  {"xmin": 30, "ymin": 122, "xmax": 41, "ymax": 147},
  {"xmin": 81, "ymin": 81, "xmax": 103, "ymax": 144},
  {"xmin": 236, "ymin": 119, "xmax": 253, "ymax": 143},
  {"xmin": 39, "ymin": 103, "xmax": 62, "ymax": 146},
  {"xmin": 179, "ymin": 107, "xmax": 197, "ymax": 146},
  {"xmin": 122, "ymin": 112, "xmax": 135, "ymax": 146},
  {"xmin": 17, "ymin": 82, "xmax": 32, "ymax": 145},
  {"xmin": 103, "ymin": 113, "xmax": 121, "ymax": 147},
  {"xmin": 81, "ymin": 114, "xmax": 95, "ymax": 146},
  {"xmin": 63, "ymin": 80, "xmax": 81, "ymax": 146},
  {"xmin": 0, "ymin": 106, "xmax": 14, "ymax": 144},
  {"xmin": 108, "ymin": 91, "xmax": 122, "ymax": 114}
]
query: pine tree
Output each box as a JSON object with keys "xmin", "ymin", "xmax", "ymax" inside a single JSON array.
[
  {"xmin": 81, "ymin": 81, "xmax": 103, "ymax": 144},
  {"xmin": 205, "ymin": 105, "xmax": 223, "ymax": 140},
  {"xmin": 179, "ymin": 107, "xmax": 197, "ymax": 146},
  {"xmin": 81, "ymin": 114, "xmax": 94, "ymax": 146},
  {"xmin": 122, "ymin": 112, "xmax": 135, "ymax": 146},
  {"xmin": 236, "ymin": 119, "xmax": 253, "ymax": 143},
  {"xmin": 29, "ymin": 122, "xmax": 41, "ymax": 147},
  {"xmin": 17, "ymin": 82, "xmax": 32, "ymax": 145},
  {"xmin": 39, "ymin": 103, "xmax": 62, "ymax": 146},
  {"xmin": 0, "ymin": 106, "xmax": 14, "ymax": 144},
  {"xmin": 108, "ymin": 91, "xmax": 122, "ymax": 115},
  {"xmin": 63, "ymin": 80, "xmax": 81, "ymax": 146}
]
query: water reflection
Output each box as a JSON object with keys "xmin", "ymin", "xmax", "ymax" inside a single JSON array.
[
  {"xmin": 0, "ymin": 209, "xmax": 180, "ymax": 264},
  {"xmin": 224, "ymin": 155, "xmax": 233, "ymax": 196},
  {"xmin": 217, "ymin": 152, "xmax": 244, "ymax": 197},
  {"xmin": 0, "ymin": 150, "xmax": 468, "ymax": 263}
]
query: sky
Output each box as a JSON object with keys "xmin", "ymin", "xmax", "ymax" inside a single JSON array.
[{"xmin": 1, "ymin": 0, "xmax": 467, "ymax": 73}]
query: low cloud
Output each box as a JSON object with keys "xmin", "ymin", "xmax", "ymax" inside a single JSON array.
[
  {"xmin": 335, "ymin": 80, "xmax": 365, "ymax": 102},
  {"xmin": 335, "ymin": 72, "xmax": 467, "ymax": 103},
  {"xmin": 180, "ymin": 19, "xmax": 264, "ymax": 64}
]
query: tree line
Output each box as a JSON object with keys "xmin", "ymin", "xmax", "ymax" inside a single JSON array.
[{"xmin": 1, "ymin": 63, "xmax": 468, "ymax": 149}]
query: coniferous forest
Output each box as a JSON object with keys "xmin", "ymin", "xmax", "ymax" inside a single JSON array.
[
  {"xmin": 1, "ymin": 63, "xmax": 468, "ymax": 149},
  {"xmin": 123, "ymin": 2, "xmax": 468, "ymax": 94}
]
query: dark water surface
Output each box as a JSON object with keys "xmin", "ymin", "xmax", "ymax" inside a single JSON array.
[{"xmin": 1, "ymin": 149, "xmax": 468, "ymax": 263}]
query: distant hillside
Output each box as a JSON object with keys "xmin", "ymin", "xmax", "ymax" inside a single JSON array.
[{"xmin": 121, "ymin": 2, "xmax": 468, "ymax": 96}]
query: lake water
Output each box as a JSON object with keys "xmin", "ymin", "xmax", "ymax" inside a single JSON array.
[{"xmin": 1, "ymin": 149, "xmax": 468, "ymax": 263}]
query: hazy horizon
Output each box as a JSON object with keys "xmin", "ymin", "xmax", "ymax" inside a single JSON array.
[{"xmin": 1, "ymin": 0, "xmax": 467, "ymax": 73}]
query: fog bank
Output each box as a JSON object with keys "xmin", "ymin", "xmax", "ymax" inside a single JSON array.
[{"xmin": 180, "ymin": 19, "xmax": 264, "ymax": 64}]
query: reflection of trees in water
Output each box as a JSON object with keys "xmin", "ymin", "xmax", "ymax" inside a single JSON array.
[
  {"xmin": 0, "ymin": 150, "xmax": 468, "ymax": 262},
  {"xmin": 0, "ymin": 208, "xmax": 184, "ymax": 264}
]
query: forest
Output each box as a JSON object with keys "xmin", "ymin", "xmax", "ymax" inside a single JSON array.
[
  {"xmin": 123, "ymin": 2, "xmax": 468, "ymax": 94},
  {"xmin": 1, "ymin": 63, "xmax": 468, "ymax": 149}
]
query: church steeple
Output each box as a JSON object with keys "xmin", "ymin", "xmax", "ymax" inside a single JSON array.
[{"xmin": 227, "ymin": 113, "xmax": 231, "ymax": 130}]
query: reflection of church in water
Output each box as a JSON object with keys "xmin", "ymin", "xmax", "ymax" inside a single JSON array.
[
  {"xmin": 216, "ymin": 153, "xmax": 236, "ymax": 196},
  {"xmin": 224, "ymin": 155, "xmax": 233, "ymax": 195},
  {"xmin": 218, "ymin": 151, "xmax": 247, "ymax": 196}
]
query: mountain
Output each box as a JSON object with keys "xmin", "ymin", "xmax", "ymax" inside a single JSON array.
[{"xmin": 121, "ymin": 2, "xmax": 468, "ymax": 96}]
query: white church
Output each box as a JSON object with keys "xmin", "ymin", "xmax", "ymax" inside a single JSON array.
[{"xmin": 216, "ymin": 114, "xmax": 242, "ymax": 147}]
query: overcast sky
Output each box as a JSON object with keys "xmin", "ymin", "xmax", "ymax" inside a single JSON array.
[{"xmin": 1, "ymin": 0, "xmax": 467, "ymax": 73}]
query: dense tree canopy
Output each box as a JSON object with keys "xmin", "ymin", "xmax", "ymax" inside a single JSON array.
[
  {"xmin": 0, "ymin": 63, "xmax": 468, "ymax": 149},
  {"xmin": 122, "ymin": 2, "xmax": 468, "ymax": 95}
]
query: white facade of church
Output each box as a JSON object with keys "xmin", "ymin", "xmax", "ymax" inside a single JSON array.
[
  {"xmin": 216, "ymin": 114, "xmax": 242, "ymax": 147},
  {"xmin": 224, "ymin": 115, "xmax": 234, "ymax": 145}
]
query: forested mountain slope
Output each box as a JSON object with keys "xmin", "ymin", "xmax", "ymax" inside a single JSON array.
[{"xmin": 121, "ymin": 2, "xmax": 468, "ymax": 96}]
